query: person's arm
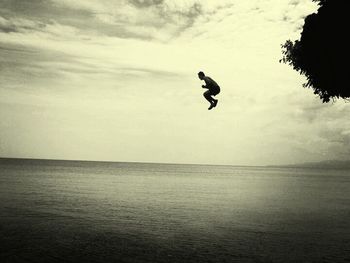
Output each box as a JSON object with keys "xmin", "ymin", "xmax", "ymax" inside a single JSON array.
[{"xmin": 202, "ymin": 77, "xmax": 210, "ymax": 89}]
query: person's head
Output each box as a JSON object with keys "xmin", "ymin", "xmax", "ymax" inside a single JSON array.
[{"xmin": 198, "ymin": 71, "xmax": 205, "ymax": 80}]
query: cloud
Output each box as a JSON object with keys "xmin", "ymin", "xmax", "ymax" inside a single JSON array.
[
  {"xmin": 0, "ymin": 16, "xmax": 45, "ymax": 33},
  {"xmin": 1, "ymin": 0, "xmax": 318, "ymax": 42},
  {"xmin": 0, "ymin": 15, "xmax": 85, "ymax": 41},
  {"xmin": 45, "ymin": 0, "xmax": 203, "ymax": 41},
  {"xmin": 128, "ymin": 0, "xmax": 164, "ymax": 8}
]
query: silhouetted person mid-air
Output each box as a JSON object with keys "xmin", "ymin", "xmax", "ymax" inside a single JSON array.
[{"xmin": 198, "ymin": 71, "xmax": 220, "ymax": 110}]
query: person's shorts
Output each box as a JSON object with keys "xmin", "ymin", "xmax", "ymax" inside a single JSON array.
[{"xmin": 209, "ymin": 87, "xmax": 220, "ymax": 96}]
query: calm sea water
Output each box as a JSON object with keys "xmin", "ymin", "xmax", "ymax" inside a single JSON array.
[{"xmin": 0, "ymin": 158, "xmax": 349, "ymax": 263}]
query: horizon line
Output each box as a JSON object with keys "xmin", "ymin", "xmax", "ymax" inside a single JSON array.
[
  {"xmin": 1, "ymin": 156, "xmax": 349, "ymax": 169},
  {"xmin": 0, "ymin": 156, "xmax": 272, "ymax": 168}
]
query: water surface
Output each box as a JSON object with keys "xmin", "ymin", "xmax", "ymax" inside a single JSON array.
[{"xmin": 1, "ymin": 159, "xmax": 349, "ymax": 262}]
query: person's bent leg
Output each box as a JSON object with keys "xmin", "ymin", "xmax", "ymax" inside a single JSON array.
[
  {"xmin": 204, "ymin": 90, "xmax": 216, "ymax": 110},
  {"xmin": 212, "ymin": 89, "xmax": 219, "ymax": 107},
  {"xmin": 203, "ymin": 90, "xmax": 214, "ymax": 104}
]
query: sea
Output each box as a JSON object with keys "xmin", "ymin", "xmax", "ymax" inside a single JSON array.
[{"xmin": 0, "ymin": 158, "xmax": 349, "ymax": 263}]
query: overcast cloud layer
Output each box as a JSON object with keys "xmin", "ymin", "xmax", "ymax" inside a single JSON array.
[{"xmin": 1, "ymin": 0, "xmax": 349, "ymax": 165}]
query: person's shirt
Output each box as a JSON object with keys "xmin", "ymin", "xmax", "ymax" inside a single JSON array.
[{"xmin": 204, "ymin": 76, "xmax": 220, "ymax": 89}]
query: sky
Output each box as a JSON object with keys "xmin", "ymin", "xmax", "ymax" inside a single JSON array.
[{"xmin": 0, "ymin": 0, "xmax": 349, "ymax": 166}]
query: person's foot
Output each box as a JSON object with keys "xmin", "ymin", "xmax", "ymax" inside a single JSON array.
[
  {"xmin": 213, "ymin": 99, "xmax": 218, "ymax": 107},
  {"xmin": 208, "ymin": 104, "xmax": 214, "ymax": 110}
]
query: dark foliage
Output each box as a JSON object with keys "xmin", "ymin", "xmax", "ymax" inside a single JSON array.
[{"xmin": 280, "ymin": 0, "xmax": 350, "ymax": 102}]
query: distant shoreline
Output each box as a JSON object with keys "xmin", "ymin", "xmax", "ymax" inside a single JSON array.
[
  {"xmin": 1, "ymin": 157, "xmax": 350, "ymax": 170},
  {"xmin": 267, "ymin": 160, "xmax": 350, "ymax": 170}
]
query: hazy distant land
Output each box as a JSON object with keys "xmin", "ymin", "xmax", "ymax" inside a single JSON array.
[{"xmin": 271, "ymin": 160, "xmax": 350, "ymax": 170}]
